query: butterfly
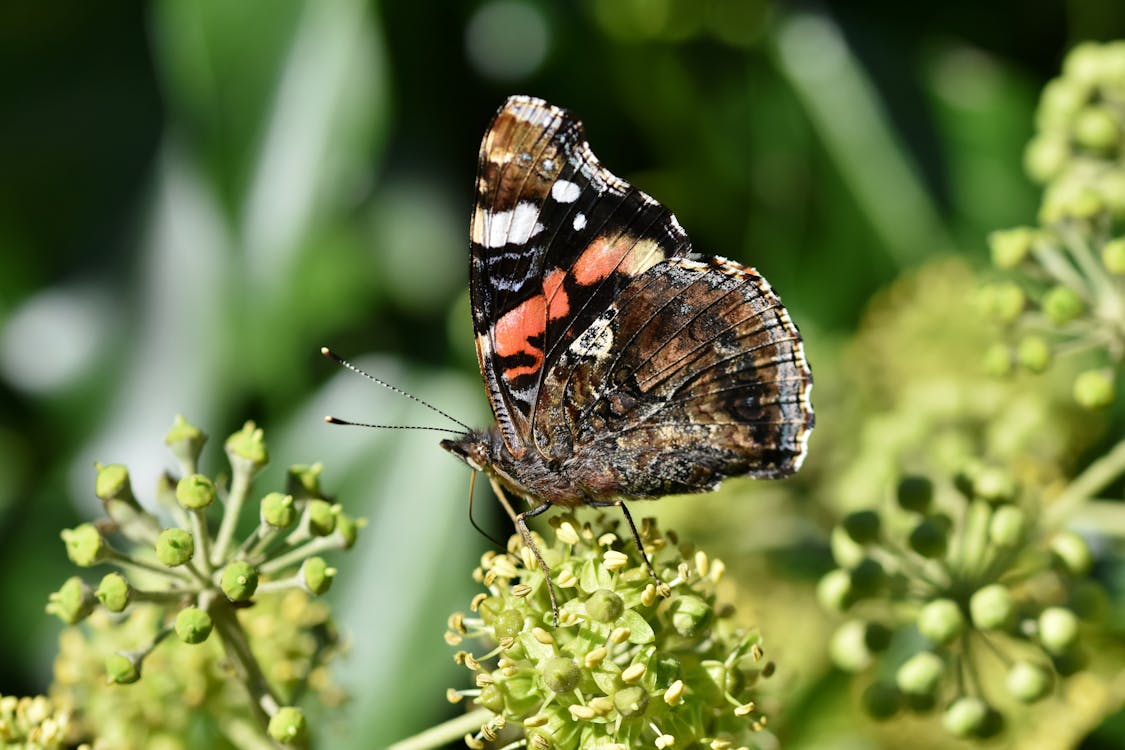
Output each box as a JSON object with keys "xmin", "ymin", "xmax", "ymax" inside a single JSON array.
[{"xmin": 438, "ymin": 95, "xmax": 814, "ymax": 620}]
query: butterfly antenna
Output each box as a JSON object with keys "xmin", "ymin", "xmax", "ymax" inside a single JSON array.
[
  {"xmin": 321, "ymin": 347, "xmax": 472, "ymax": 432},
  {"xmin": 467, "ymin": 470, "xmax": 506, "ymax": 550},
  {"xmin": 322, "ymin": 416, "xmax": 464, "ymax": 435}
]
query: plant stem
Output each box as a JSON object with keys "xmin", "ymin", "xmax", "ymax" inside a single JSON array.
[
  {"xmin": 213, "ymin": 466, "xmax": 252, "ymax": 566},
  {"xmin": 209, "ymin": 597, "xmax": 280, "ymax": 731},
  {"xmin": 1045, "ymin": 436, "xmax": 1125, "ymax": 528},
  {"xmin": 387, "ymin": 708, "xmax": 493, "ymax": 750}
]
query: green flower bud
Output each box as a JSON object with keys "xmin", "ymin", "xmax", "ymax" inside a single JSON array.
[
  {"xmin": 261, "ymin": 492, "xmax": 297, "ymax": 528},
  {"xmin": 1024, "ymin": 133, "xmax": 1070, "ymax": 183},
  {"xmin": 1102, "ymin": 237, "xmax": 1125, "ymax": 274},
  {"xmin": 982, "ymin": 281, "xmax": 1026, "ymax": 323},
  {"xmin": 478, "ymin": 683, "xmax": 505, "ymax": 713},
  {"xmin": 1037, "ymin": 78, "xmax": 1087, "ymax": 132},
  {"xmin": 105, "ymin": 653, "xmax": 140, "ymax": 685},
  {"xmin": 1051, "ymin": 531, "xmax": 1093, "ymax": 575},
  {"xmin": 908, "ymin": 518, "xmax": 948, "ymax": 559},
  {"xmin": 95, "ymin": 573, "xmax": 131, "ymax": 612},
  {"xmin": 613, "ymin": 685, "xmax": 649, "ymax": 717},
  {"xmin": 286, "ymin": 463, "xmax": 324, "ymax": 501},
  {"xmin": 1073, "ymin": 369, "xmax": 1115, "ymax": 408},
  {"xmin": 989, "ymin": 505, "xmax": 1028, "ymax": 547},
  {"xmin": 1068, "ymin": 186, "xmax": 1108, "ymax": 219},
  {"xmin": 267, "ymin": 706, "xmax": 307, "ymax": 745},
  {"xmin": 306, "ymin": 500, "xmax": 338, "ymax": 537},
  {"xmin": 94, "ymin": 463, "xmax": 133, "ymax": 503},
  {"xmin": 970, "ymin": 584, "xmax": 1014, "ymax": 630},
  {"xmin": 848, "ymin": 558, "xmax": 886, "ymax": 599},
  {"xmin": 670, "ymin": 595, "xmax": 712, "ymax": 637},
  {"xmin": 895, "ymin": 651, "xmax": 944, "ymax": 697},
  {"xmin": 1072, "ymin": 105, "xmax": 1120, "ymax": 153},
  {"xmin": 973, "ymin": 467, "xmax": 1016, "ymax": 504},
  {"xmin": 220, "ymin": 561, "xmax": 259, "ymax": 602},
  {"xmin": 1016, "ymin": 335, "xmax": 1052, "ymax": 373},
  {"xmin": 542, "ymin": 656, "xmax": 581, "ymax": 693},
  {"xmin": 1006, "ymin": 660, "xmax": 1053, "ymax": 703},
  {"xmin": 983, "ymin": 343, "xmax": 1013, "ymax": 376},
  {"xmin": 896, "ymin": 476, "xmax": 933, "ymax": 513},
  {"xmin": 225, "ymin": 421, "xmax": 268, "ymax": 471},
  {"xmin": 1064, "ymin": 42, "xmax": 1106, "ymax": 84},
  {"xmin": 48, "ymin": 577, "xmax": 96, "ymax": 624},
  {"xmin": 491, "ymin": 608, "xmax": 524, "ymax": 640},
  {"xmin": 586, "ymin": 589, "xmax": 624, "ymax": 622},
  {"xmin": 1042, "ymin": 285, "xmax": 1085, "ymax": 325},
  {"xmin": 917, "ymin": 598, "xmax": 964, "ymax": 645},
  {"xmin": 175, "ymin": 607, "xmax": 213, "ymax": 644},
  {"xmin": 842, "ymin": 510, "xmax": 881, "ymax": 544},
  {"xmin": 334, "ymin": 512, "xmax": 360, "ymax": 548},
  {"xmin": 176, "ymin": 474, "xmax": 216, "ymax": 510},
  {"xmin": 155, "ymin": 528, "xmax": 194, "ymax": 567},
  {"xmin": 989, "ymin": 227, "xmax": 1035, "ymax": 268},
  {"xmin": 1038, "ymin": 607, "xmax": 1079, "ymax": 654},
  {"xmin": 62, "ymin": 524, "xmax": 107, "ymax": 567},
  {"xmin": 164, "ymin": 415, "xmax": 206, "ymax": 467},
  {"xmin": 942, "ymin": 696, "xmax": 988, "ymax": 738},
  {"xmin": 817, "ymin": 568, "xmax": 854, "ymax": 612},
  {"xmin": 861, "ymin": 681, "xmax": 901, "ymax": 720},
  {"xmin": 301, "ymin": 556, "xmax": 336, "ymax": 595},
  {"xmin": 829, "ymin": 620, "xmax": 874, "ymax": 672}
]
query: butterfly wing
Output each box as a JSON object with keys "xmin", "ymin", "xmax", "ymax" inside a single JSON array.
[
  {"xmin": 470, "ymin": 96, "xmax": 693, "ymax": 457},
  {"xmin": 534, "ymin": 254, "xmax": 814, "ymax": 499}
]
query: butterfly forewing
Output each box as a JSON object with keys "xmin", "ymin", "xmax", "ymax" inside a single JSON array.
[{"xmin": 470, "ymin": 96, "xmax": 694, "ymax": 458}]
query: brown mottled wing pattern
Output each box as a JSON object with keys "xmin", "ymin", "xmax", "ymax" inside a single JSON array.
[
  {"xmin": 534, "ymin": 255, "xmax": 814, "ymax": 499},
  {"xmin": 470, "ymin": 96, "xmax": 693, "ymax": 458}
]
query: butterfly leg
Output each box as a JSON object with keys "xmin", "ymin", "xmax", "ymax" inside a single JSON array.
[
  {"xmin": 515, "ymin": 501, "xmax": 562, "ymax": 624},
  {"xmin": 486, "ymin": 477, "xmax": 562, "ymax": 624},
  {"xmin": 586, "ymin": 499, "xmax": 661, "ymax": 586}
]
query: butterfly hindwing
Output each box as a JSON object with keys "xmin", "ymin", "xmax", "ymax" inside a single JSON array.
[
  {"xmin": 470, "ymin": 96, "xmax": 693, "ymax": 457},
  {"xmin": 533, "ymin": 255, "xmax": 813, "ymax": 499}
]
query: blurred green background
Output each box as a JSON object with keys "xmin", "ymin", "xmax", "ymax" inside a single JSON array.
[{"xmin": 2, "ymin": 0, "xmax": 1124, "ymax": 747}]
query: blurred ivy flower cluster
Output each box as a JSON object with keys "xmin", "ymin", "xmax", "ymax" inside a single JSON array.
[
  {"xmin": 46, "ymin": 417, "xmax": 358, "ymax": 748},
  {"xmin": 818, "ymin": 469, "xmax": 1104, "ymax": 740},
  {"xmin": 983, "ymin": 41, "xmax": 1125, "ymax": 406},
  {"xmin": 445, "ymin": 514, "xmax": 773, "ymax": 750},
  {"xmin": 0, "ymin": 694, "xmax": 74, "ymax": 749}
]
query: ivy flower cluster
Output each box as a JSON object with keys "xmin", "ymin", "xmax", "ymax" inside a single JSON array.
[
  {"xmin": 982, "ymin": 41, "xmax": 1125, "ymax": 407},
  {"xmin": 817, "ymin": 470, "xmax": 1103, "ymax": 740},
  {"xmin": 445, "ymin": 513, "xmax": 774, "ymax": 750},
  {"xmin": 0, "ymin": 694, "xmax": 74, "ymax": 749},
  {"xmin": 46, "ymin": 417, "xmax": 358, "ymax": 748}
]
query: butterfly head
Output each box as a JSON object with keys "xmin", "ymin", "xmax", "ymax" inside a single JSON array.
[{"xmin": 440, "ymin": 429, "xmax": 500, "ymax": 473}]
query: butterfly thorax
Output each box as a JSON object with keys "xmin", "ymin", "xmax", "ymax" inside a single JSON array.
[{"xmin": 441, "ymin": 426, "xmax": 589, "ymax": 508}]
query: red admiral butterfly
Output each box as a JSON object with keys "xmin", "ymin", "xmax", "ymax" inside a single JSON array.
[{"xmin": 441, "ymin": 96, "xmax": 814, "ymax": 618}]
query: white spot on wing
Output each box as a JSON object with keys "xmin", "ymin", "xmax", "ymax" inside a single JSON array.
[
  {"xmin": 551, "ymin": 179, "xmax": 581, "ymax": 203},
  {"xmin": 573, "ymin": 212, "xmax": 587, "ymax": 231},
  {"xmin": 476, "ymin": 202, "xmax": 545, "ymax": 248},
  {"xmin": 569, "ymin": 313, "xmax": 615, "ymax": 359}
]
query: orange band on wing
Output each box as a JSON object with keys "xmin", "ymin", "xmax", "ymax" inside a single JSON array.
[
  {"xmin": 494, "ymin": 269, "xmax": 571, "ymax": 381},
  {"xmin": 573, "ymin": 235, "xmax": 664, "ymax": 286}
]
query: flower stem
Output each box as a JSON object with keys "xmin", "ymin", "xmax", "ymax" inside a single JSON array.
[
  {"xmin": 208, "ymin": 597, "xmax": 280, "ymax": 730},
  {"xmin": 386, "ymin": 708, "xmax": 493, "ymax": 750},
  {"xmin": 212, "ymin": 467, "xmax": 252, "ymax": 566},
  {"xmin": 1045, "ymin": 435, "xmax": 1125, "ymax": 528}
]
